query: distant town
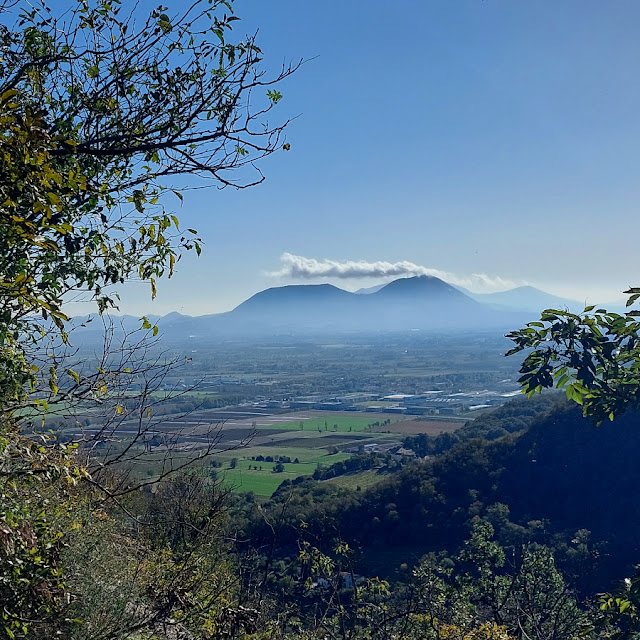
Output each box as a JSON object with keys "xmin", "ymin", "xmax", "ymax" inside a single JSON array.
[{"xmin": 195, "ymin": 384, "xmax": 521, "ymax": 416}]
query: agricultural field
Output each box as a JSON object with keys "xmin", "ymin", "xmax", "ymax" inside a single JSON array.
[
  {"xmin": 199, "ymin": 412, "xmax": 416, "ymax": 496},
  {"xmin": 324, "ymin": 469, "xmax": 388, "ymax": 491},
  {"xmin": 214, "ymin": 445, "xmax": 352, "ymax": 496},
  {"xmin": 378, "ymin": 418, "xmax": 465, "ymax": 435},
  {"xmin": 56, "ymin": 404, "xmax": 466, "ymax": 497},
  {"xmin": 259, "ymin": 412, "xmax": 402, "ymax": 433}
]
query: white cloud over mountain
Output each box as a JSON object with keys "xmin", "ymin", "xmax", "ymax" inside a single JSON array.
[{"xmin": 269, "ymin": 253, "xmax": 520, "ymax": 293}]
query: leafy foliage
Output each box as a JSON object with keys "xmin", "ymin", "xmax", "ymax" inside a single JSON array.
[
  {"xmin": 0, "ymin": 0, "xmax": 296, "ymax": 414},
  {"xmin": 0, "ymin": 1, "xmax": 296, "ymax": 637},
  {"xmin": 507, "ymin": 290, "xmax": 640, "ymax": 424},
  {"xmin": 0, "ymin": 426, "xmax": 84, "ymax": 638},
  {"xmin": 63, "ymin": 474, "xmax": 245, "ymax": 640},
  {"xmin": 599, "ymin": 572, "xmax": 640, "ymax": 640}
]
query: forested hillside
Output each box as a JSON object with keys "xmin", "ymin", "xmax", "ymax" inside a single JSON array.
[{"xmin": 239, "ymin": 397, "xmax": 640, "ymax": 596}]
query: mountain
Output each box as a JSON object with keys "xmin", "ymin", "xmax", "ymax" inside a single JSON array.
[
  {"xmin": 220, "ymin": 275, "xmax": 520, "ymax": 334},
  {"xmin": 233, "ymin": 283, "xmax": 354, "ymax": 315},
  {"xmin": 354, "ymin": 283, "xmax": 386, "ymax": 295},
  {"xmin": 459, "ymin": 285, "xmax": 583, "ymax": 314},
  {"xmin": 185, "ymin": 276, "xmax": 525, "ymax": 338},
  {"xmin": 350, "ymin": 275, "xmax": 495, "ymax": 331},
  {"xmin": 70, "ymin": 276, "xmax": 531, "ymax": 342},
  {"xmin": 375, "ymin": 275, "xmax": 477, "ymax": 305},
  {"xmin": 70, "ymin": 279, "xmax": 630, "ymax": 344},
  {"xmin": 358, "ymin": 282, "xmax": 587, "ymax": 314},
  {"xmin": 223, "ymin": 283, "xmax": 361, "ymax": 333}
]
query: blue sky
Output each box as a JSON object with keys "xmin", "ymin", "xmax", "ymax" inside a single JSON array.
[{"xmin": 111, "ymin": 1, "xmax": 640, "ymax": 316}]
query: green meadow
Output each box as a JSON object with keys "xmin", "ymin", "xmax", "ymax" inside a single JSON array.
[
  {"xmin": 215, "ymin": 446, "xmax": 353, "ymax": 496},
  {"xmin": 324, "ymin": 469, "xmax": 387, "ymax": 491}
]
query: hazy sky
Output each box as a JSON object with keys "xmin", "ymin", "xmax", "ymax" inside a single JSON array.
[{"xmin": 106, "ymin": 1, "xmax": 640, "ymax": 316}]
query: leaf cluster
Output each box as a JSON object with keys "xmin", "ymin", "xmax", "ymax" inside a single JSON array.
[
  {"xmin": 506, "ymin": 293, "xmax": 640, "ymax": 424},
  {"xmin": 0, "ymin": 0, "xmax": 296, "ymax": 415}
]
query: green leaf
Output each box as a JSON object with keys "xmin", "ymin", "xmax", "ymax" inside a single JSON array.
[{"xmin": 158, "ymin": 14, "xmax": 172, "ymax": 34}]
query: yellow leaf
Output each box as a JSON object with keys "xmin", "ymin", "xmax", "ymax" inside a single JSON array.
[{"xmin": 0, "ymin": 89, "xmax": 18, "ymax": 103}]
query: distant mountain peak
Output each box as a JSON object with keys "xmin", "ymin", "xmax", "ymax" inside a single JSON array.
[
  {"xmin": 244, "ymin": 282, "xmax": 348, "ymax": 299},
  {"xmin": 232, "ymin": 282, "xmax": 352, "ymax": 313},
  {"xmin": 354, "ymin": 283, "xmax": 386, "ymax": 295},
  {"xmin": 374, "ymin": 275, "xmax": 476, "ymax": 302},
  {"xmin": 71, "ymin": 275, "xmax": 532, "ymax": 339},
  {"xmin": 463, "ymin": 286, "xmax": 582, "ymax": 314}
]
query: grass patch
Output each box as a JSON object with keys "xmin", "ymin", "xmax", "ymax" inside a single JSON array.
[
  {"xmin": 220, "ymin": 470, "xmax": 290, "ymax": 495},
  {"xmin": 324, "ymin": 469, "xmax": 387, "ymax": 491},
  {"xmin": 215, "ymin": 447, "xmax": 352, "ymax": 496},
  {"xmin": 230, "ymin": 458, "xmax": 317, "ymax": 475}
]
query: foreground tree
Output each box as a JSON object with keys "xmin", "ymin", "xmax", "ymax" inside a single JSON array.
[
  {"xmin": 0, "ymin": 430, "xmax": 84, "ymax": 638},
  {"xmin": 0, "ymin": 0, "xmax": 296, "ymax": 635},
  {"xmin": 0, "ymin": 0, "xmax": 297, "ymax": 412}
]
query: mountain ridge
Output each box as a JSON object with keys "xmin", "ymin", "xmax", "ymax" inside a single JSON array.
[
  {"xmin": 129, "ymin": 276, "xmax": 528, "ymax": 339},
  {"xmin": 69, "ymin": 277, "xmax": 589, "ymax": 340},
  {"xmin": 456, "ymin": 285, "xmax": 583, "ymax": 313}
]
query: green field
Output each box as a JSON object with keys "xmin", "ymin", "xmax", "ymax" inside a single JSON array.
[
  {"xmin": 220, "ymin": 464, "xmax": 314, "ymax": 495},
  {"xmin": 219, "ymin": 471, "xmax": 288, "ymax": 496},
  {"xmin": 216, "ymin": 447, "xmax": 352, "ymax": 496},
  {"xmin": 68, "ymin": 407, "xmax": 405, "ymax": 498}
]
